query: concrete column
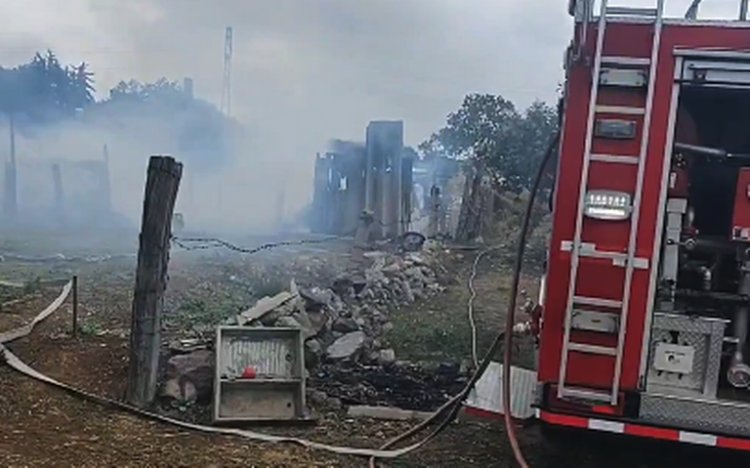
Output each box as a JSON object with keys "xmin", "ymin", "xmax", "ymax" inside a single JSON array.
[
  {"xmin": 365, "ymin": 121, "xmax": 403, "ymax": 239},
  {"xmin": 311, "ymin": 153, "xmax": 326, "ymax": 233},
  {"xmin": 400, "ymin": 155, "xmax": 413, "ymax": 233}
]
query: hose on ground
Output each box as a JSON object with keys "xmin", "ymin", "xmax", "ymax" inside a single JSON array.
[
  {"xmin": 503, "ymin": 131, "xmax": 559, "ymax": 468},
  {"xmin": 369, "ymin": 130, "xmax": 560, "ymax": 467}
]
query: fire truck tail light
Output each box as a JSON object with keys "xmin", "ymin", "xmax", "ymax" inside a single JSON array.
[{"xmin": 584, "ymin": 190, "xmax": 632, "ymax": 221}]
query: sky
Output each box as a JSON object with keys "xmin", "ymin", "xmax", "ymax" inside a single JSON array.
[
  {"xmin": 0, "ymin": 0, "xmax": 743, "ymax": 231},
  {"xmin": 0, "ymin": 0, "xmax": 571, "ymax": 146}
]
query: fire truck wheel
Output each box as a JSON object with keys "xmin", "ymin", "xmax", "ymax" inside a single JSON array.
[{"xmin": 538, "ymin": 423, "xmax": 579, "ymax": 462}]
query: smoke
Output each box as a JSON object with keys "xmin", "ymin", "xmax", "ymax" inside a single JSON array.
[{"xmin": 0, "ymin": 0, "xmax": 572, "ymax": 234}]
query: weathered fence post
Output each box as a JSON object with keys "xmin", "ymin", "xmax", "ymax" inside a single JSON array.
[
  {"xmin": 126, "ymin": 156, "xmax": 182, "ymax": 407},
  {"xmin": 72, "ymin": 275, "xmax": 79, "ymax": 338}
]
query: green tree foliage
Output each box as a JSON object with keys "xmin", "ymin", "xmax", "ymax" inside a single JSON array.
[
  {"xmin": 423, "ymin": 94, "xmax": 558, "ymax": 192},
  {"xmin": 0, "ymin": 50, "xmax": 94, "ymax": 121},
  {"xmin": 108, "ymin": 78, "xmax": 186, "ymax": 104},
  {"xmin": 0, "ymin": 50, "xmax": 238, "ymax": 171}
]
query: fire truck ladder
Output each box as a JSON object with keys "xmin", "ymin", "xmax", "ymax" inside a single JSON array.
[{"xmin": 558, "ymin": 0, "xmax": 665, "ymax": 406}]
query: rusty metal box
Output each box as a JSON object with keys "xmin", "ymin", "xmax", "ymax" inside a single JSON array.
[{"xmin": 213, "ymin": 326, "xmax": 308, "ymax": 423}]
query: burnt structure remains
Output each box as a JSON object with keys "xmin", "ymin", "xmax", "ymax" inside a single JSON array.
[
  {"xmin": 1, "ymin": 144, "xmax": 116, "ymax": 229},
  {"xmin": 311, "ymin": 121, "xmax": 414, "ymax": 239}
]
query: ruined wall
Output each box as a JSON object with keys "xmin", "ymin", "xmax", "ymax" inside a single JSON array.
[
  {"xmin": 311, "ymin": 141, "xmax": 367, "ymax": 236},
  {"xmin": 365, "ymin": 121, "xmax": 404, "ymax": 239}
]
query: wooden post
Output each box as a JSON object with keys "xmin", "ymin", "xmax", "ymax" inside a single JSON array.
[
  {"xmin": 126, "ymin": 156, "xmax": 182, "ymax": 407},
  {"xmin": 72, "ymin": 275, "xmax": 78, "ymax": 338}
]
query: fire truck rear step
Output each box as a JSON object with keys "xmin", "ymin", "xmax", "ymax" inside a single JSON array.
[
  {"xmin": 559, "ymin": 0, "xmax": 664, "ymax": 406},
  {"xmin": 559, "ymin": 386, "xmax": 613, "ymax": 403},
  {"xmin": 641, "ymin": 393, "xmax": 750, "ymax": 438}
]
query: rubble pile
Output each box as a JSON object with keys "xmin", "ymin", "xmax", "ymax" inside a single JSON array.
[
  {"xmin": 228, "ymin": 246, "xmax": 447, "ymax": 366},
  {"xmin": 160, "ymin": 242, "xmax": 450, "ymax": 407}
]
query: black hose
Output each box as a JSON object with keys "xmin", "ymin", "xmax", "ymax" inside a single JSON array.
[{"xmin": 503, "ymin": 130, "xmax": 560, "ymax": 468}]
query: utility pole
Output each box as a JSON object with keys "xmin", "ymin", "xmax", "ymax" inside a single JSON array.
[
  {"xmin": 126, "ymin": 155, "xmax": 182, "ymax": 408},
  {"xmin": 220, "ymin": 26, "xmax": 233, "ymax": 117}
]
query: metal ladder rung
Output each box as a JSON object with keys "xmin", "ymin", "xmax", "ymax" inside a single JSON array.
[
  {"xmin": 595, "ymin": 105, "xmax": 646, "ymax": 116},
  {"xmin": 601, "ymin": 56, "xmax": 651, "ymax": 67},
  {"xmin": 559, "ymin": 386, "xmax": 613, "ymax": 403},
  {"xmin": 573, "ymin": 296, "xmax": 623, "ymax": 308},
  {"xmin": 568, "ymin": 342, "xmax": 618, "ymax": 356},
  {"xmin": 605, "ymin": 6, "xmax": 658, "ymax": 17},
  {"xmin": 590, "ymin": 154, "xmax": 639, "ymax": 165}
]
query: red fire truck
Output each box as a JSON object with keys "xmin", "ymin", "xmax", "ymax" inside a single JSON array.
[{"xmin": 537, "ymin": 0, "xmax": 750, "ymax": 451}]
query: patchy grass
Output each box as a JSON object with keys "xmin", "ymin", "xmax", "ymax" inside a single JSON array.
[
  {"xmin": 386, "ymin": 305, "xmax": 474, "ymax": 363},
  {"xmin": 78, "ymin": 320, "xmax": 105, "ymax": 337},
  {"xmin": 165, "ymin": 292, "xmax": 252, "ymax": 335},
  {"xmin": 385, "ymin": 250, "xmax": 539, "ymax": 369}
]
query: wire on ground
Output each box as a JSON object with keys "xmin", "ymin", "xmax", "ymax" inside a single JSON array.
[
  {"xmin": 171, "ymin": 233, "xmax": 349, "ymax": 254},
  {"xmin": 467, "ymin": 245, "xmax": 503, "ymax": 368}
]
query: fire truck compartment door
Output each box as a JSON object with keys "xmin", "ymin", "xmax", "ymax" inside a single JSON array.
[{"xmin": 681, "ymin": 55, "xmax": 750, "ymax": 86}]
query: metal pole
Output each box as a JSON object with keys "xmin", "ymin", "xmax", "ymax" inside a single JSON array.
[
  {"xmin": 742, "ymin": 0, "xmax": 749, "ymax": 21},
  {"xmin": 72, "ymin": 275, "xmax": 79, "ymax": 338},
  {"xmin": 685, "ymin": 0, "xmax": 701, "ymax": 19}
]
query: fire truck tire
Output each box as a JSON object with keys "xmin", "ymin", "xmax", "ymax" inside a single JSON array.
[{"xmin": 538, "ymin": 422, "xmax": 579, "ymax": 462}]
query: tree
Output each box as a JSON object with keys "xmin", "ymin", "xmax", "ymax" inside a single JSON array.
[
  {"xmin": 0, "ymin": 50, "xmax": 94, "ymax": 122},
  {"xmin": 425, "ymin": 94, "xmax": 519, "ymax": 159},
  {"xmin": 505, "ymin": 101, "xmax": 558, "ymax": 191},
  {"xmin": 108, "ymin": 78, "xmax": 185, "ymax": 104},
  {"xmin": 424, "ymin": 94, "xmax": 558, "ymax": 241},
  {"xmin": 423, "ymin": 94, "xmax": 557, "ymax": 193}
]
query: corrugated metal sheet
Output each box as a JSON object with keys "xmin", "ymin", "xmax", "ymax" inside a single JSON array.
[
  {"xmin": 219, "ymin": 337, "xmax": 295, "ymax": 379},
  {"xmin": 465, "ymin": 362, "xmax": 537, "ymax": 419}
]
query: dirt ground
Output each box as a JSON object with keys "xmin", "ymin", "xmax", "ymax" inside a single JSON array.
[{"xmin": 1, "ymin": 240, "xmax": 750, "ymax": 467}]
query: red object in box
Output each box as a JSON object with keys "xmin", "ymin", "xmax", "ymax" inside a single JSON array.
[
  {"xmin": 732, "ymin": 168, "xmax": 750, "ymax": 242},
  {"xmin": 241, "ymin": 366, "xmax": 257, "ymax": 379}
]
